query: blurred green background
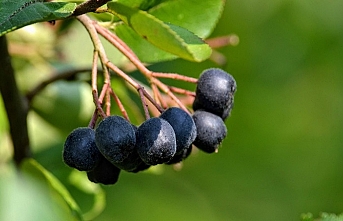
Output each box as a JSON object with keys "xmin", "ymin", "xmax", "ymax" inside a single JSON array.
[{"xmin": 1, "ymin": 0, "xmax": 343, "ymax": 220}]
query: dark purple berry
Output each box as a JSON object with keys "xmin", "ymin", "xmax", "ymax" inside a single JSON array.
[
  {"xmin": 166, "ymin": 145, "xmax": 192, "ymax": 165},
  {"xmin": 63, "ymin": 127, "xmax": 101, "ymax": 171},
  {"xmin": 95, "ymin": 116, "xmax": 136, "ymax": 165},
  {"xmin": 192, "ymin": 110, "xmax": 227, "ymax": 153},
  {"xmin": 193, "ymin": 68, "xmax": 236, "ymax": 120},
  {"xmin": 160, "ymin": 107, "xmax": 197, "ymax": 154},
  {"xmin": 136, "ymin": 117, "xmax": 176, "ymax": 165},
  {"xmin": 87, "ymin": 155, "xmax": 121, "ymax": 185},
  {"xmin": 111, "ymin": 124, "xmax": 151, "ymax": 172},
  {"xmin": 130, "ymin": 161, "xmax": 151, "ymax": 173}
]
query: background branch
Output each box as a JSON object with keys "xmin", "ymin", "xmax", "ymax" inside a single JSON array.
[
  {"xmin": 26, "ymin": 67, "xmax": 100, "ymax": 103},
  {"xmin": 0, "ymin": 36, "xmax": 30, "ymax": 166},
  {"xmin": 73, "ymin": 0, "xmax": 110, "ymax": 16}
]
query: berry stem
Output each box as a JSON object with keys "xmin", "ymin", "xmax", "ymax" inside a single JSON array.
[
  {"xmin": 91, "ymin": 50, "xmax": 99, "ymax": 90},
  {"xmin": 109, "ymin": 87, "xmax": 130, "ymax": 121},
  {"xmin": 151, "ymin": 78, "xmax": 189, "ymax": 113},
  {"xmin": 88, "ymin": 82, "xmax": 110, "ymax": 126},
  {"xmin": 88, "ymin": 109, "xmax": 98, "ymax": 129},
  {"xmin": 151, "ymin": 83, "xmax": 161, "ymax": 106},
  {"xmin": 98, "ymin": 83, "xmax": 109, "ymax": 102},
  {"xmin": 105, "ymin": 90, "xmax": 111, "ymax": 116},
  {"xmin": 151, "ymin": 72, "xmax": 197, "ymax": 83},
  {"xmin": 141, "ymin": 88, "xmax": 164, "ymax": 113},
  {"xmin": 92, "ymin": 90, "xmax": 107, "ymax": 118},
  {"xmin": 78, "ymin": 15, "xmax": 167, "ymax": 115},
  {"xmin": 168, "ymin": 86, "xmax": 196, "ymax": 97},
  {"xmin": 94, "ymin": 22, "xmax": 190, "ymax": 112},
  {"xmin": 138, "ymin": 87, "xmax": 150, "ymax": 120}
]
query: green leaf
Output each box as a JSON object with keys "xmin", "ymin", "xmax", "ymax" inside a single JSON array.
[
  {"xmin": 21, "ymin": 158, "xmax": 83, "ymax": 221},
  {"xmin": 0, "ymin": 0, "xmax": 77, "ymax": 36},
  {"xmin": 150, "ymin": 0, "xmax": 225, "ymax": 39},
  {"xmin": 107, "ymin": 2, "xmax": 211, "ymax": 62},
  {"xmin": 68, "ymin": 170, "xmax": 106, "ymax": 221},
  {"xmin": 116, "ymin": 0, "xmax": 165, "ymax": 10},
  {"xmin": 115, "ymin": 24, "xmax": 178, "ymax": 63}
]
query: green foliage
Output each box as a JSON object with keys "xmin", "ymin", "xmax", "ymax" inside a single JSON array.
[
  {"xmin": 0, "ymin": 0, "xmax": 224, "ymax": 63},
  {"xmin": 149, "ymin": 0, "xmax": 224, "ymax": 39},
  {"xmin": 0, "ymin": 0, "xmax": 225, "ymax": 220},
  {"xmin": 0, "ymin": 0, "xmax": 77, "ymax": 36},
  {"xmin": 21, "ymin": 158, "xmax": 84, "ymax": 220},
  {"xmin": 116, "ymin": 0, "xmax": 165, "ymax": 10},
  {"xmin": 107, "ymin": 2, "xmax": 211, "ymax": 62},
  {"xmin": 2, "ymin": 0, "xmax": 343, "ymax": 221},
  {"xmin": 113, "ymin": 0, "xmax": 225, "ymax": 63},
  {"xmin": 0, "ymin": 163, "xmax": 73, "ymax": 221}
]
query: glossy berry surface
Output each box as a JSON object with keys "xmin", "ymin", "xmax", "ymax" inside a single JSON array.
[
  {"xmin": 87, "ymin": 155, "xmax": 121, "ymax": 185},
  {"xmin": 160, "ymin": 107, "xmax": 197, "ymax": 154},
  {"xmin": 192, "ymin": 110, "xmax": 227, "ymax": 153},
  {"xmin": 95, "ymin": 116, "xmax": 136, "ymax": 164},
  {"xmin": 193, "ymin": 68, "xmax": 236, "ymax": 119},
  {"xmin": 136, "ymin": 117, "xmax": 176, "ymax": 165},
  {"xmin": 63, "ymin": 127, "xmax": 101, "ymax": 171}
]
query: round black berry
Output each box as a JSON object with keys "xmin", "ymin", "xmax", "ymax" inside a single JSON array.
[
  {"xmin": 193, "ymin": 68, "xmax": 236, "ymax": 119},
  {"xmin": 160, "ymin": 107, "xmax": 197, "ymax": 154},
  {"xmin": 136, "ymin": 117, "xmax": 176, "ymax": 165},
  {"xmin": 87, "ymin": 155, "xmax": 121, "ymax": 185},
  {"xmin": 192, "ymin": 110, "xmax": 227, "ymax": 153},
  {"xmin": 95, "ymin": 116, "xmax": 136, "ymax": 164},
  {"xmin": 63, "ymin": 127, "xmax": 101, "ymax": 171},
  {"xmin": 113, "ymin": 124, "xmax": 151, "ymax": 172}
]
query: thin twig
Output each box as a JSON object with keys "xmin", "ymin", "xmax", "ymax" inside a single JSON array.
[
  {"xmin": 92, "ymin": 90, "xmax": 106, "ymax": 118},
  {"xmin": 152, "ymin": 78, "xmax": 189, "ymax": 113},
  {"xmin": 151, "ymin": 83, "xmax": 167, "ymax": 109},
  {"xmin": 168, "ymin": 86, "xmax": 196, "ymax": 97},
  {"xmin": 151, "ymin": 72, "xmax": 197, "ymax": 83},
  {"xmin": 141, "ymin": 89, "xmax": 164, "ymax": 113},
  {"xmin": 138, "ymin": 87, "xmax": 150, "ymax": 120},
  {"xmin": 91, "ymin": 50, "xmax": 99, "ymax": 91},
  {"xmin": 105, "ymin": 89, "xmax": 111, "ymax": 116},
  {"xmin": 88, "ymin": 109, "xmax": 98, "ymax": 129},
  {"xmin": 151, "ymin": 83, "xmax": 161, "ymax": 106},
  {"xmin": 94, "ymin": 22, "xmax": 189, "ymax": 111},
  {"xmin": 109, "ymin": 88, "xmax": 130, "ymax": 121}
]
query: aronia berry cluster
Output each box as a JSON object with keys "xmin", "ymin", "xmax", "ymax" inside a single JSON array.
[{"xmin": 62, "ymin": 68, "xmax": 236, "ymax": 185}]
